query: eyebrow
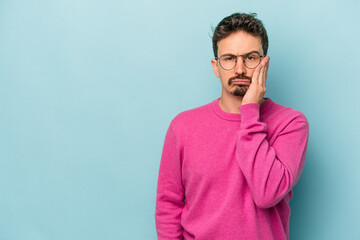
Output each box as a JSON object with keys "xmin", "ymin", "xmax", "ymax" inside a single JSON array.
[{"xmin": 220, "ymin": 50, "xmax": 261, "ymax": 56}]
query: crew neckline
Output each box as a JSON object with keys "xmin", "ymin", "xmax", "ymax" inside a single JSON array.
[{"xmin": 210, "ymin": 97, "xmax": 273, "ymax": 121}]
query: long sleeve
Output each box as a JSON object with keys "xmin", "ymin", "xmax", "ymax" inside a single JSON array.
[
  {"xmin": 236, "ymin": 103, "xmax": 309, "ymax": 208},
  {"xmin": 155, "ymin": 123, "xmax": 185, "ymax": 239}
]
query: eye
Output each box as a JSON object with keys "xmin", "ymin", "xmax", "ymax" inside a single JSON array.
[
  {"xmin": 246, "ymin": 54, "xmax": 259, "ymax": 61},
  {"xmin": 223, "ymin": 55, "xmax": 235, "ymax": 61}
]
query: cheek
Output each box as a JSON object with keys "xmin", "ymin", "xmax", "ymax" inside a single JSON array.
[
  {"xmin": 219, "ymin": 71, "xmax": 233, "ymax": 86},
  {"xmin": 218, "ymin": 69, "xmax": 231, "ymax": 80},
  {"xmin": 247, "ymin": 69, "xmax": 256, "ymax": 78}
]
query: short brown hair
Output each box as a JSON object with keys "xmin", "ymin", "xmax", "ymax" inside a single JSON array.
[{"xmin": 212, "ymin": 13, "xmax": 269, "ymax": 58}]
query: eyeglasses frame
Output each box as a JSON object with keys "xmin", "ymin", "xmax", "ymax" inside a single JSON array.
[{"xmin": 215, "ymin": 51, "xmax": 265, "ymax": 70}]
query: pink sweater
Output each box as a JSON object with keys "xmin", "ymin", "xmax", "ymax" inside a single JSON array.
[{"xmin": 155, "ymin": 97, "xmax": 309, "ymax": 240}]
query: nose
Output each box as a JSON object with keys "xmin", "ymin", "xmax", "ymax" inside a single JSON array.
[{"xmin": 234, "ymin": 56, "xmax": 247, "ymax": 75}]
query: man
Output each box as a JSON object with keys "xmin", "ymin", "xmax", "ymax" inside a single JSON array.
[{"xmin": 155, "ymin": 13, "xmax": 309, "ymax": 240}]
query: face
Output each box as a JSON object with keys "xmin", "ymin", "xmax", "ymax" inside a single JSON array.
[{"xmin": 211, "ymin": 31, "xmax": 264, "ymax": 97}]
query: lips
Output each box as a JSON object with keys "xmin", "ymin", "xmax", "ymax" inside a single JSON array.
[{"xmin": 232, "ymin": 79, "xmax": 250, "ymax": 85}]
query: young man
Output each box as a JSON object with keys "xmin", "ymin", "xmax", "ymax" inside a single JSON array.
[{"xmin": 155, "ymin": 13, "xmax": 309, "ymax": 240}]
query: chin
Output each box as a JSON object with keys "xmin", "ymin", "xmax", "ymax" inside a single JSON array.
[
  {"xmin": 231, "ymin": 86, "xmax": 248, "ymax": 97},
  {"xmin": 232, "ymin": 92, "xmax": 245, "ymax": 97}
]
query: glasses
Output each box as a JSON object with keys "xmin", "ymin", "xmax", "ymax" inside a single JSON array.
[{"xmin": 215, "ymin": 51, "xmax": 264, "ymax": 70}]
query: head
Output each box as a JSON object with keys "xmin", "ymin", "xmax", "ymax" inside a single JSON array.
[{"xmin": 211, "ymin": 13, "xmax": 269, "ymax": 97}]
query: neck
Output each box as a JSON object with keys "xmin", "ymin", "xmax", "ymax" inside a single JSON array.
[{"xmin": 219, "ymin": 93, "xmax": 265, "ymax": 114}]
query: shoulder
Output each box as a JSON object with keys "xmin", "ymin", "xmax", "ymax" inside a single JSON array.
[
  {"xmin": 266, "ymin": 98, "xmax": 308, "ymax": 122},
  {"xmin": 167, "ymin": 100, "xmax": 213, "ymax": 140},
  {"xmin": 171, "ymin": 101, "xmax": 211, "ymax": 128},
  {"xmin": 264, "ymin": 98, "xmax": 309, "ymax": 133}
]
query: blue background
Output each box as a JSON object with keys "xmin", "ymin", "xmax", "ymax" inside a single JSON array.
[{"xmin": 1, "ymin": 0, "xmax": 359, "ymax": 239}]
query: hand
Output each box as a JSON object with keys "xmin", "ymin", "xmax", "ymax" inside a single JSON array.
[{"xmin": 241, "ymin": 56, "xmax": 270, "ymax": 106}]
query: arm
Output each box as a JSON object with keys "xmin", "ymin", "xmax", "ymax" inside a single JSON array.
[
  {"xmin": 236, "ymin": 104, "xmax": 309, "ymax": 208},
  {"xmin": 155, "ymin": 123, "xmax": 185, "ymax": 239}
]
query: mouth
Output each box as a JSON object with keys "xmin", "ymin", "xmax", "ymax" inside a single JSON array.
[{"xmin": 232, "ymin": 79, "xmax": 251, "ymax": 85}]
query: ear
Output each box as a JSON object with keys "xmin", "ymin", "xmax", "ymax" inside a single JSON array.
[{"xmin": 211, "ymin": 59, "xmax": 220, "ymax": 78}]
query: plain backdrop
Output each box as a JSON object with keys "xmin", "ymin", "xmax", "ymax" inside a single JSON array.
[{"xmin": 1, "ymin": 0, "xmax": 360, "ymax": 239}]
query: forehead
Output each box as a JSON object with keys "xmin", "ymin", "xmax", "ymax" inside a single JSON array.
[{"xmin": 217, "ymin": 31, "xmax": 263, "ymax": 56}]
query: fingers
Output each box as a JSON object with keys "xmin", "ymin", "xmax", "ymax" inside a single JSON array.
[
  {"xmin": 252, "ymin": 63, "xmax": 261, "ymax": 84},
  {"xmin": 258, "ymin": 56, "xmax": 270, "ymax": 88}
]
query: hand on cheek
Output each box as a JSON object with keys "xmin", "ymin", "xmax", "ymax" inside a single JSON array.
[{"xmin": 241, "ymin": 56, "xmax": 270, "ymax": 106}]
